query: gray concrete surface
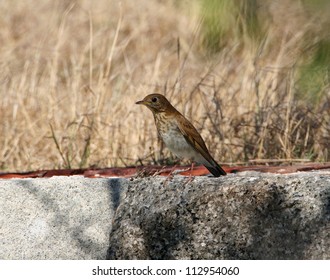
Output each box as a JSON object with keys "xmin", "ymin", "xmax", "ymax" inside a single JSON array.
[
  {"xmin": 108, "ymin": 172, "xmax": 330, "ymax": 260},
  {"xmin": 0, "ymin": 176, "xmax": 126, "ymax": 259},
  {"xmin": 0, "ymin": 171, "xmax": 329, "ymax": 259}
]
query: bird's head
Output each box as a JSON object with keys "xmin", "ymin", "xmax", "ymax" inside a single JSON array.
[{"xmin": 136, "ymin": 93, "xmax": 174, "ymax": 114}]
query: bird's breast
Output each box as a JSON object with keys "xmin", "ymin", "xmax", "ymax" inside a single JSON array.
[{"xmin": 155, "ymin": 114, "xmax": 203, "ymax": 162}]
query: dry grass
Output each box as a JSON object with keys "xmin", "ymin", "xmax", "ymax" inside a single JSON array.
[{"xmin": 0, "ymin": 0, "xmax": 329, "ymax": 172}]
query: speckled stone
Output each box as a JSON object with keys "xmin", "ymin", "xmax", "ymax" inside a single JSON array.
[
  {"xmin": 1, "ymin": 171, "xmax": 329, "ymax": 259},
  {"xmin": 0, "ymin": 176, "xmax": 126, "ymax": 259},
  {"xmin": 107, "ymin": 172, "xmax": 330, "ymax": 259}
]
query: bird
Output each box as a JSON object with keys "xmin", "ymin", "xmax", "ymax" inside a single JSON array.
[{"xmin": 136, "ymin": 93, "xmax": 226, "ymax": 177}]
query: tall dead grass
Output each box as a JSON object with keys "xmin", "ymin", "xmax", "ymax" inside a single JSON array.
[{"xmin": 0, "ymin": 0, "xmax": 329, "ymax": 172}]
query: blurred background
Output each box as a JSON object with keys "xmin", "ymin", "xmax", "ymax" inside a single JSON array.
[{"xmin": 0, "ymin": 0, "xmax": 329, "ymax": 172}]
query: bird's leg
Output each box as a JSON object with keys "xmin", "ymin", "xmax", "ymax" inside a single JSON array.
[
  {"xmin": 163, "ymin": 165, "xmax": 177, "ymax": 187},
  {"xmin": 175, "ymin": 161, "xmax": 194, "ymax": 174},
  {"xmin": 190, "ymin": 162, "xmax": 195, "ymax": 176},
  {"xmin": 183, "ymin": 162, "xmax": 195, "ymax": 185}
]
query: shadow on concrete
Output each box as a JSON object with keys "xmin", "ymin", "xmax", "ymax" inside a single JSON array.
[
  {"xmin": 19, "ymin": 180, "xmax": 109, "ymax": 259},
  {"xmin": 107, "ymin": 178, "xmax": 330, "ymax": 260},
  {"xmin": 224, "ymin": 183, "xmax": 330, "ymax": 259}
]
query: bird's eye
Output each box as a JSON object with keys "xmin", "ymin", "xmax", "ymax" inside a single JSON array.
[{"xmin": 151, "ymin": 97, "xmax": 158, "ymax": 103}]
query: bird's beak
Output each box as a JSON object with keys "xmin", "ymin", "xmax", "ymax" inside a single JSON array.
[{"xmin": 136, "ymin": 100, "xmax": 147, "ymax": 105}]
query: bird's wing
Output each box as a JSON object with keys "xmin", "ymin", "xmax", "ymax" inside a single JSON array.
[
  {"xmin": 176, "ymin": 114, "xmax": 226, "ymax": 176},
  {"xmin": 176, "ymin": 114, "xmax": 213, "ymax": 161}
]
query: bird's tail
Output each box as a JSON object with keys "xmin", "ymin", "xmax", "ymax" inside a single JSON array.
[{"xmin": 204, "ymin": 158, "xmax": 226, "ymax": 177}]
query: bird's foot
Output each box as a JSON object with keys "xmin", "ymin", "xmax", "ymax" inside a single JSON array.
[
  {"xmin": 163, "ymin": 172, "xmax": 175, "ymax": 187},
  {"xmin": 161, "ymin": 165, "xmax": 178, "ymax": 187},
  {"xmin": 183, "ymin": 175, "xmax": 195, "ymax": 186}
]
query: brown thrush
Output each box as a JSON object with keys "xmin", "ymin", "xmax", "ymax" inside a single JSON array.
[{"xmin": 136, "ymin": 93, "xmax": 226, "ymax": 177}]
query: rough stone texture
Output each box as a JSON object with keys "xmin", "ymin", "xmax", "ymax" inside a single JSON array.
[
  {"xmin": 1, "ymin": 171, "xmax": 329, "ymax": 260},
  {"xmin": 0, "ymin": 176, "xmax": 126, "ymax": 259},
  {"xmin": 107, "ymin": 172, "xmax": 330, "ymax": 260}
]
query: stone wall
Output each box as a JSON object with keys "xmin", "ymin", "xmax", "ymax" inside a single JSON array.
[{"xmin": 0, "ymin": 172, "xmax": 329, "ymax": 259}]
